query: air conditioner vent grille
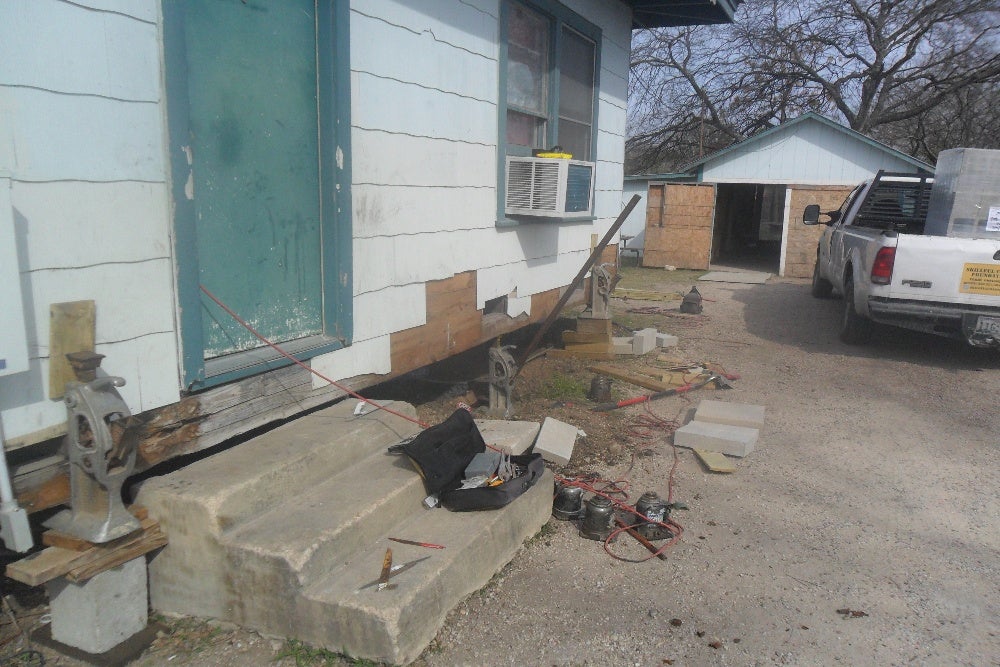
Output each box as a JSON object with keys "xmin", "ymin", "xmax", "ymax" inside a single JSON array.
[{"xmin": 504, "ymin": 157, "xmax": 595, "ymax": 219}]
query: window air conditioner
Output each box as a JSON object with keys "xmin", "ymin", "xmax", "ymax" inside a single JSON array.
[{"xmin": 505, "ymin": 156, "xmax": 595, "ymax": 219}]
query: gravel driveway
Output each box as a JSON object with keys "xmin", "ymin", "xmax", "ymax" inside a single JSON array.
[
  {"xmin": 11, "ymin": 275, "xmax": 997, "ymax": 667},
  {"xmin": 421, "ymin": 276, "xmax": 1000, "ymax": 667}
]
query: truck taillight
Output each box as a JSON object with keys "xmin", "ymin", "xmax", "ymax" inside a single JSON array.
[{"xmin": 871, "ymin": 247, "xmax": 895, "ymax": 285}]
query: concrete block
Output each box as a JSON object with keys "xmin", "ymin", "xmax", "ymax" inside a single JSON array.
[
  {"xmin": 656, "ymin": 332, "xmax": 679, "ymax": 348},
  {"xmin": 632, "ymin": 328, "xmax": 657, "ymax": 355},
  {"xmin": 673, "ymin": 420, "xmax": 757, "ymax": 457},
  {"xmin": 612, "ymin": 336, "xmax": 634, "ymax": 355},
  {"xmin": 475, "ymin": 419, "xmax": 540, "ymax": 455},
  {"xmin": 695, "ymin": 400, "xmax": 766, "ymax": 429},
  {"xmin": 46, "ymin": 557, "xmax": 148, "ymax": 654},
  {"xmin": 534, "ymin": 417, "xmax": 579, "ymax": 465}
]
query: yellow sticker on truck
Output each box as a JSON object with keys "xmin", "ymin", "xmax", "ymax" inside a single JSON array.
[{"xmin": 960, "ymin": 263, "xmax": 1000, "ymax": 296}]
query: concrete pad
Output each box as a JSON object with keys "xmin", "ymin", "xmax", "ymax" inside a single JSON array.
[
  {"xmin": 674, "ymin": 420, "xmax": 758, "ymax": 457},
  {"xmin": 534, "ymin": 417, "xmax": 579, "ymax": 465},
  {"xmin": 695, "ymin": 399, "xmax": 766, "ymax": 429},
  {"xmin": 699, "ymin": 271, "xmax": 771, "ymax": 284},
  {"xmin": 46, "ymin": 557, "xmax": 147, "ymax": 654},
  {"xmin": 633, "ymin": 328, "xmax": 657, "ymax": 354},
  {"xmin": 475, "ymin": 419, "xmax": 540, "ymax": 455},
  {"xmin": 656, "ymin": 332, "xmax": 679, "ymax": 348}
]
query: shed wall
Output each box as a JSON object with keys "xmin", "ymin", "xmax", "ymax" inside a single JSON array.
[
  {"xmin": 784, "ymin": 185, "xmax": 855, "ymax": 279},
  {"xmin": 700, "ymin": 120, "xmax": 920, "ymax": 185}
]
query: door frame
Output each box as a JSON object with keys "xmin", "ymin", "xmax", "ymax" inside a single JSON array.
[{"xmin": 162, "ymin": 0, "xmax": 353, "ymax": 392}]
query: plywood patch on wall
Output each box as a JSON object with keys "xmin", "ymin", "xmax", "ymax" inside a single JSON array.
[
  {"xmin": 642, "ymin": 183, "xmax": 716, "ymax": 270},
  {"xmin": 390, "ymin": 271, "xmax": 481, "ymax": 374},
  {"xmin": 785, "ymin": 185, "xmax": 855, "ymax": 279}
]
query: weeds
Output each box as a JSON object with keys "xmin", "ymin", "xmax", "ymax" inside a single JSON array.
[
  {"xmin": 274, "ymin": 638, "xmax": 383, "ymax": 666},
  {"xmin": 539, "ymin": 373, "xmax": 586, "ymax": 400}
]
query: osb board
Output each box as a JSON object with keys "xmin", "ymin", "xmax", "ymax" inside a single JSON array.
[
  {"xmin": 390, "ymin": 271, "xmax": 482, "ymax": 373},
  {"xmin": 785, "ymin": 185, "xmax": 855, "ymax": 278},
  {"xmin": 643, "ymin": 184, "xmax": 716, "ymax": 270},
  {"xmin": 49, "ymin": 300, "xmax": 96, "ymax": 399}
]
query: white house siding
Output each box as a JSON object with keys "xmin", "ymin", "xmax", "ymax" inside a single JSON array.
[
  {"xmin": 0, "ymin": 0, "xmax": 179, "ymax": 443},
  {"xmin": 700, "ymin": 119, "xmax": 919, "ymax": 185},
  {"xmin": 312, "ymin": 0, "xmax": 634, "ymax": 386}
]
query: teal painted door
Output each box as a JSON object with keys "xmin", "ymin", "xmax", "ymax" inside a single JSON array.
[{"xmin": 184, "ymin": 0, "xmax": 323, "ymax": 358}]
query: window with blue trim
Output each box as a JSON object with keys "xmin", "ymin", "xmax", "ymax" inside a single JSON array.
[
  {"xmin": 498, "ymin": 1, "xmax": 600, "ymax": 223},
  {"xmin": 502, "ymin": 1, "xmax": 599, "ymax": 160}
]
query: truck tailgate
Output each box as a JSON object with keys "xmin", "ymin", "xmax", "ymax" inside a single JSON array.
[{"xmin": 889, "ymin": 235, "xmax": 1000, "ymax": 305}]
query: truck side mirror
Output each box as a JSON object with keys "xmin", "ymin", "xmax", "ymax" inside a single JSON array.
[{"xmin": 803, "ymin": 204, "xmax": 821, "ymax": 225}]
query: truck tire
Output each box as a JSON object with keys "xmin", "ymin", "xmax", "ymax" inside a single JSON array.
[
  {"xmin": 811, "ymin": 260, "xmax": 833, "ymax": 298},
  {"xmin": 840, "ymin": 275, "xmax": 872, "ymax": 344}
]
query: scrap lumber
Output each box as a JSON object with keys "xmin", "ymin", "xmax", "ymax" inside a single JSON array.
[
  {"xmin": 562, "ymin": 331, "xmax": 612, "ymax": 345},
  {"xmin": 587, "ymin": 364, "xmax": 675, "ymax": 392},
  {"xmin": 6, "ymin": 511, "xmax": 166, "ymax": 586},
  {"xmin": 611, "ymin": 288, "xmax": 681, "ymax": 302},
  {"xmin": 694, "ymin": 449, "xmax": 737, "ymax": 473},
  {"xmin": 547, "ymin": 349, "xmax": 615, "ymax": 361}
]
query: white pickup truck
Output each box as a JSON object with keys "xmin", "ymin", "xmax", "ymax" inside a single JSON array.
[{"xmin": 804, "ymin": 169, "xmax": 1000, "ymax": 347}]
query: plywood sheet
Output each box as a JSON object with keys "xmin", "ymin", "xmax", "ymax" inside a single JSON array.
[{"xmin": 48, "ymin": 300, "xmax": 95, "ymax": 399}]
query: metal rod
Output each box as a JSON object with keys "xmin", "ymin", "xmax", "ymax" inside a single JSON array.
[{"xmin": 513, "ymin": 194, "xmax": 641, "ymax": 375}]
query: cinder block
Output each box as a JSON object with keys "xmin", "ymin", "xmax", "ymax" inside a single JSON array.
[
  {"xmin": 632, "ymin": 328, "xmax": 657, "ymax": 355},
  {"xmin": 695, "ymin": 400, "xmax": 766, "ymax": 429},
  {"xmin": 475, "ymin": 420, "xmax": 540, "ymax": 455},
  {"xmin": 673, "ymin": 421, "xmax": 757, "ymax": 457},
  {"xmin": 534, "ymin": 417, "xmax": 579, "ymax": 465},
  {"xmin": 46, "ymin": 557, "xmax": 148, "ymax": 654},
  {"xmin": 656, "ymin": 332, "xmax": 679, "ymax": 348},
  {"xmin": 612, "ymin": 336, "xmax": 634, "ymax": 355}
]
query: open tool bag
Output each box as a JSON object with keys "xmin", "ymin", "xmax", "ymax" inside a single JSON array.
[
  {"xmin": 440, "ymin": 452, "xmax": 545, "ymax": 511},
  {"xmin": 402, "ymin": 408, "xmax": 486, "ymax": 495}
]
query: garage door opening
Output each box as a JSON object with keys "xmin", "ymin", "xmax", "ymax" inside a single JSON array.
[{"xmin": 712, "ymin": 184, "xmax": 785, "ymax": 272}]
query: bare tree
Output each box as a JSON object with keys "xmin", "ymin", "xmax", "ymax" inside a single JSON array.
[{"xmin": 627, "ymin": 0, "xmax": 1000, "ymax": 173}]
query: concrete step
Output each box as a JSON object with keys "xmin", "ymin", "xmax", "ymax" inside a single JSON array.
[
  {"xmin": 222, "ymin": 450, "xmax": 426, "ymax": 589},
  {"xmin": 294, "ymin": 468, "xmax": 553, "ymax": 665},
  {"xmin": 139, "ymin": 401, "xmax": 551, "ymax": 665}
]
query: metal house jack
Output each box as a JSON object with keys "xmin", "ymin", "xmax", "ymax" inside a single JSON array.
[{"xmin": 45, "ymin": 355, "xmax": 139, "ymax": 543}]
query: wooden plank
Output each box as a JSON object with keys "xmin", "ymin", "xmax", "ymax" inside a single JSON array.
[
  {"xmin": 587, "ymin": 364, "xmax": 675, "ymax": 392},
  {"xmin": 575, "ymin": 317, "xmax": 612, "ymax": 336},
  {"xmin": 7, "ymin": 517, "xmax": 166, "ymax": 586},
  {"xmin": 5, "ymin": 547, "xmax": 91, "ymax": 586},
  {"xmin": 546, "ymin": 349, "xmax": 615, "ymax": 361},
  {"xmin": 563, "ymin": 342, "xmax": 615, "ymax": 354},
  {"xmin": 562, "ymin": 331, "xmax": 612, "ymax": 345},
  {"xmin": 694, "ymin": 449, "xmax": 736, "ymax": 473},
  {"xmin": 48, "ymin": 300, "xmax": 96, "ymax": 399},
  {"xmin": 42, "ymin": 530, "xmax": 93, "ymax": 552}
]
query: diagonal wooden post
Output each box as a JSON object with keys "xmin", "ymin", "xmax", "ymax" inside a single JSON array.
[{"xmin": 513, "ymin": 194, "xmax": 641, "ymax": 376}]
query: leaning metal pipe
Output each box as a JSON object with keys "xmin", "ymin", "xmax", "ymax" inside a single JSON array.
[{"xmin": 513, "ymin": 194, "xmax": 641, "ymax": 376}]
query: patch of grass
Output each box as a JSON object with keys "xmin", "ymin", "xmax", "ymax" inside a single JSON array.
[
  {"xmin": 275, "ymin": 639, "xmax": 356, "ymax": 666},
  {"xmin": 539, "ymin": 372, "xmax": 587, "ymax": 400}
]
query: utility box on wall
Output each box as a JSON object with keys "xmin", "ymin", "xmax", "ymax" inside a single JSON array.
[{"xmin": 1, "ymin": 180, "xmax": 29, "ymax": 377}]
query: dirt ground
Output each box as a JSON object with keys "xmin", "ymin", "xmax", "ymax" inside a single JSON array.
[{"xmin": 3, "ymin": 266, "xmax": 998, "ymax": 666}]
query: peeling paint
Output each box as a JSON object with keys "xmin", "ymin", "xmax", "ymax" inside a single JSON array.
[
  {"xmin": 184, "ymin": 170, "xmax": 194, "ymax": 200},
  {"xmin": 336, "ymin": 145, "xmax": 344, "ymax": 170}
]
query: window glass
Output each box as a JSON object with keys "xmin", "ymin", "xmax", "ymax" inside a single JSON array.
[
  {"xmin": 506, "ymin": 3, "xmax": 548, "ymax": 148},
  {"xmin": 557, "ymin": 27, "xmax": 595, "ymax": 159}
]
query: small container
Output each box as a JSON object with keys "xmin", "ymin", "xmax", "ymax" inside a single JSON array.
[{"xmin": 579, "ymin": 495, "xmax": 615, "ymax": 541}]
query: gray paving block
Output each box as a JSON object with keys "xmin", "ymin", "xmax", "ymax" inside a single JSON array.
[
  {"xmin": 475, "ymin": 419, "xmax": 540, "ymax": 455},
  {"xmin": 633, "ymin": 328, "xmax": 657, "ymax": 354},
  {"xmin": 674, "ymin": 420, "xmax": 757, "ymax": 457},
  {"xmin": 695, "ymin": 400, "xmax": 766, "ymax": 429},
  {"xmin": 47, "ymin": 557, "xmax": 148, "ymax": 654},
  {"xmin": 535, "ymin": 417, "xmax": 579, "ymax": 465},
  {"xmin": 656, "ymin": 332, "xmax": 679, "ymax": 348},
  {"xmin": 612, "ymin": 336, "xmax": 634, "ymax": 355}
]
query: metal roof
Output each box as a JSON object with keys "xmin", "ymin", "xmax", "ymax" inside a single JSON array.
[{"xmin": 626, "ymin": 0, "xmax": 741, "ymax": 28}]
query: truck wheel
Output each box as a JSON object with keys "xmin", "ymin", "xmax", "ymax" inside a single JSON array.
[
  {"xmin": 840, "ymin": 275, "xmax": 872, "ymax": 344},
  {"xmin": 811, "ymin": 261, "xmax": 833, "ymax": 298}
]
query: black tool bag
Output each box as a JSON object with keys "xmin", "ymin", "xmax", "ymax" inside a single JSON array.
[
  {"xmin": 440, "ymin": 453, "xmax": 545, "ymax": 511},
  {"xmin": 402, "ymin": 409, "xmax": 486, "ymax": 495}
]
